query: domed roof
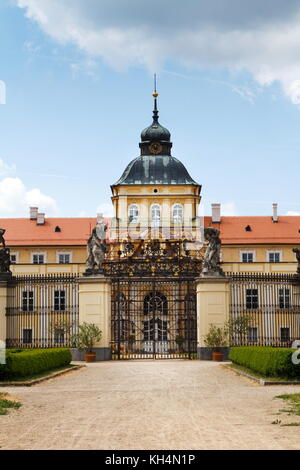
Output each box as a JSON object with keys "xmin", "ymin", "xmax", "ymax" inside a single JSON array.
[
  {"xmin": 112, "ymin": 87, "xmax": 200, "ymax": 187},
  {"xmin": 114, "ymin": 154, "xmax": 198, "ymax": 185},
  {"xmin": 141, "ymin": 121, "xmax": 171, "ymax": 142}
]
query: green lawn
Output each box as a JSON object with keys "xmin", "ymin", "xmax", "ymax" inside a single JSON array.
[
  {"xmin": 0, "ymin": 394, "xmax": 21, "ymax": 416},
  {"xmin": 274, "ymin": 394, "xmax": 300, "ymax": 427}
]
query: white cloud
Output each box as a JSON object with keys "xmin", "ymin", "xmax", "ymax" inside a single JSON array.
[
  {"xmin": 286, "ymin": 211, "xmax": 300, "ymax": 216},
  {"xmin": 0, "ymin": 175, "xmax": 58, "ymax": 217},
  {"xmin": 16, "ymin": 0, "xmax": 300, "ymax": 103}
]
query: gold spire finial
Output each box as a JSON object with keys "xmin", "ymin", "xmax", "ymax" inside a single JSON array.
[{"xmin": 153, "ymin": 73, "xmax": 158, "ymax": 98}]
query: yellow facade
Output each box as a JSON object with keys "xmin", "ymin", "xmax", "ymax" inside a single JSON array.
[{"xmin": 222, "ymin": 244, "xmax": 299, "ymax": 274}]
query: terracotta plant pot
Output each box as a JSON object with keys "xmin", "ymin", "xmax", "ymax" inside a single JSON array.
[
  {"xmin": 212, "ymin": 350, "xmax": 223, "ymax": 362},
  {"xmin": 85, "ymin": 352, "xmax": 96, "ymax": 362}
]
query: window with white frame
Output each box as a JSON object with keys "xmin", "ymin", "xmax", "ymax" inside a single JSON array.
[
  {"xmin": 32, "ymin": 253, "xmax": 46, "ymax": 264},
  {"xmin": 241, "ymin": 251, "xmax": 255, "ymax": 263},
  {"xmin": 151, "ymin": 204, "xmax": 161, "ymax": 226},
  {"xmin": 54, "ymin": 290, "xmax": 66, "ymax": 311},
  {"xmin": 279, "ymin": 288, "xmax": 291, "ymax": 309},
  {"xmin": 22, "ymin": 328, "xmax": 33, "ymax": 344},
  {"xmin": 247, "ymin": 327, "xmax": 258, "ymax": 343},
  {"xmin": 22, "ymin": 291, "xmax": 34, "ymax": 312},
  {"xmin": 246, "ymin": 289, "xmax": 258, "ymax": 309},
  {"xmin": 54, "ymin": 328, "xmax": 65, "ymax": 344},
  {"xmin": 268, "ymin": 251, "xmax": 281, "ymax": 263},
  {"xmin": 128, "ymin": 204, "xmax": 139, "ymax": 223},
  {"xmin": 10, "ymin": 252, "xmax": 18, "ymax": 264},
  {"xmin": 173, "ymin": 203, "xmax": 183, "ymax": 223},
  {"xmin": 57, "ymin": 253, "xmax": 71, "ymax": 264}
]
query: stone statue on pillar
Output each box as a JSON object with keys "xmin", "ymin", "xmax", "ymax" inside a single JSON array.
[
  {"xmin": 85, "ymin": 221, "xmax": 107, "ymax": 275},
  {"xmin": 292, "ymin": 248, "xmax": 300, "ymax": 275},
  {"xmin": 202, "ymin": 227, "xmax": 224, "ymax": 277},
  {"xmin": 0, "ymin": 229, "xmax": 11, "ymax": 277}
]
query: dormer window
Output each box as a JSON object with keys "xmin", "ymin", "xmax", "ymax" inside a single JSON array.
[
  {"xmin": 245, "ymin": 225, "xmax": 252, "ymax": 232},
  {"xmin": 128, "ymin": 204, "xmax": 139, "ymax": 223}
]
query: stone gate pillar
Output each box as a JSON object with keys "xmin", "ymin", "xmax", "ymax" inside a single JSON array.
[
  {"xmin": 196, "ymin": 276, "xmax": 230, "ymax": 360},
  {"xmin": 77, "ymin": 275, "xmax": 112, "ymax": 361}
]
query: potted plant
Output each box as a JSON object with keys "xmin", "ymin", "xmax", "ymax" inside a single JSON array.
[
  {"xmin": 128, "ymin": 334, "xmax": 135, "ymax": 352},
  {"xmin": 175, "ymin": 335, "xmax": 185, "ymax": 353},
  {"xmin": 203, "ymin": 324, "xmax": 228, "ymax": 361},
  {"xmin": 73, "ymin": 322, "xmax": 102, "ymax": 362}
]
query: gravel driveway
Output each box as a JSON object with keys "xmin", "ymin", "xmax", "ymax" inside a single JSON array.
[{"xmin": 0, "ymin": 360, "xmax": 299, "ymax": 450}]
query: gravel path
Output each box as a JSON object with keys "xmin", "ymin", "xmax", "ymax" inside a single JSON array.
[{"xmin": 0, "ymin": 360, "xmax": 299, "ymax": 450}]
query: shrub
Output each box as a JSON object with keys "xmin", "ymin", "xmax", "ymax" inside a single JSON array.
[
  {"xmin": 203, "ymin": 324, "xmax": 228, "ymax": 348},
  {"xmin": 0, "ymin": 348, "xmax": 71, "ymax": 380},
  {"xmin": 229, "ymin": 347, "xmax": 300, "ymax": 379}
]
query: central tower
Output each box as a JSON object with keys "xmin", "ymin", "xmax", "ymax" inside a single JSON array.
[{"xmin": 110, "ymin": 83, "xmax": 201, "ymax": 241}]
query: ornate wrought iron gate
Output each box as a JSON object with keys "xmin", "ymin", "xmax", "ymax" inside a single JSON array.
[{"xmin": 111, "ymin": 278, "xmax": 197, "ymax": 360}]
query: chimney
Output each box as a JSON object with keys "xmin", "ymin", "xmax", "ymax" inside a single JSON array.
[
  {"xmin": 37, "ymin": 213, "xmax": 45, "ymax": 225},
  {"xmin": 30, "ymin": 207, "xmax": 38, "ymax": 220},
  {"xmin": 272, "ymin": 203, "xmax": 278, "ymax": 223},
  {"xmin": 211, "ymin": 203, "xmax": 221, "ymax": 223},
  {"xmin": 97, "ymin": 213, "xmax": 104, "ymax": 224}
]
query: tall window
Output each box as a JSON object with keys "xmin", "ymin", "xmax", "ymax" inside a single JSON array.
[
  {"xmin": 247, "ymin": 327, "xmax": 258, "ymax": 343},
  {"xmin": 128, "ymin": 204, "xmax": 139, "ymax": 223},
  {"xmin": 54, "ymin": 328, "xmax": 65, "ymax": 344},
  {"xmin": 279, "ymin": 288, "xmax": 291, "ymax": 309},
  {"xmin": 114, "ymin": 293, "xmax": 127, "ymax": 341},
  {"xmin": 246, "ymin": 289, "xmax": 258, "ymax": 309},
  {"xmin": 54, "ymin": 290, "xmax": 66, "ymax": 311},
  {"xmin": 151, "ymin": 204, "xmax": 161, "ymax": 226},
  {"xmin": 280, "ymin": 327, "xmax": 290, "ymax": 343},
  {"xmin": 23, "ymin": 329, "xmax": 32, "ymax": 344},
  {"xmin": 268, "ymin": 252, "xmax": 281, "ymax": 263},
  {"xmin": 22, "ymin": 291, "xmax": 34, "ymax": 312},
  {"xmin": 173, "ymin": 204, "xmax": 183, "ymax": 223}
]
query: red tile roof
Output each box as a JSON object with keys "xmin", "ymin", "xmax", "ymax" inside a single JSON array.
[
  {"xmin": 1, "ymin": 216, "xmax": 300, "ymax": 246},
  {"xmin": 0, "ymin": 218, "xmax": 109, "ymax": 246},
  {"xmin": 205, "ymin": 216, "xmax": 300, "ymax": 244}
]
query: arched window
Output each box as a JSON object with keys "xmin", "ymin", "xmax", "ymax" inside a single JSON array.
[
  {"xmin": 173, "ymin": 203, "xmax": 183, "ymax": 223},
  {"xmin": 144, "ymin": 291, "xmax": 168, "ymax": 316},
  {"xmin": 143, "ymin": 292, "xmax": 168, "ymax": 343},
  {"xmin": 151, "ymin": 204, "xmax": 161, "ymax": 226},
  {"xmin": 128, "ymin": 204, "xmax": 139, "ymax": 223}
]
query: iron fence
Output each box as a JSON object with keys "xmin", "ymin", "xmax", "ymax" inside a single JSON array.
[
  {"xmin": 6, "ymin": 274, "xmax": 79, "ymax": 349},
  {"xmin": 229, "ymin": 273, "xmax": 300, "ymax": 347}
]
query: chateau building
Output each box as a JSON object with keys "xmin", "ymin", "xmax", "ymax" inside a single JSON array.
[
  {"xmin": 1, "ymin": 92, "xmax": 299, "ymax": 275},
  {"xmin": 1, "ymin": 89, "xmax": 300, "ymax": 358}
]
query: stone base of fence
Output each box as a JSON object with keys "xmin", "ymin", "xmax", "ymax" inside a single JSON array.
[
  {"xmin": 197, "ymin": 346, "xmax": 230, "ymax": 361},
  {"xmin": 70, "ymin": 347, "xmax": 111, "ymax": 361}
]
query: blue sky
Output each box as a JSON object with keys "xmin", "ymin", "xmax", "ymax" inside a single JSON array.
[{"xmin": 1, "ymin": 0, "xmax": 300, "ymax": 218}]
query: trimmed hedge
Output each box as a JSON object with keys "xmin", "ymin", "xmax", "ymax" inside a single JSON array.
[
  {"xmin": 229, "ymin": 347, "xmax": 300, "ymax": 379},
  {"xmin": 0, "ymin": 348, "xmax": 72, "ymax": 380}
]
